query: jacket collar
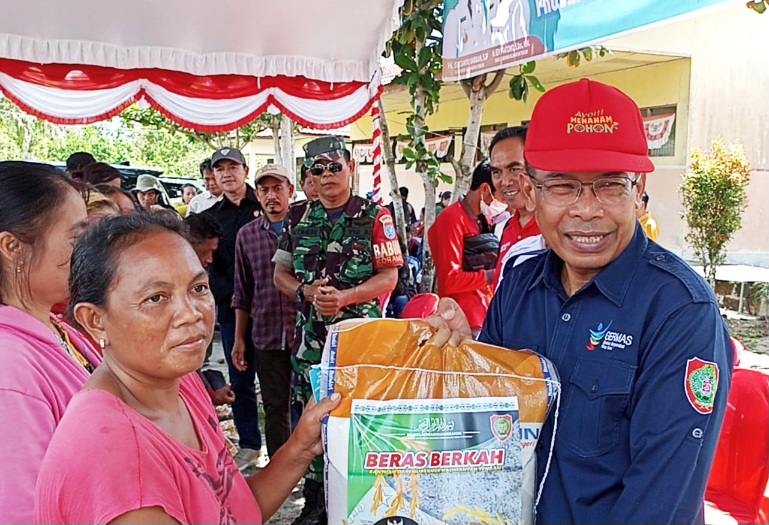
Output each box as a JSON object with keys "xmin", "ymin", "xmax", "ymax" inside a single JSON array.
[{"xmin": 535, "ymin": 222, "xmax": 647, "ymax": 306}]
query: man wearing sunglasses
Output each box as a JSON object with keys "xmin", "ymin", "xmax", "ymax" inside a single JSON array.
[
  {"xmin": 429, "ymin": 79, "xmax": 732, "ymax": 524},
  {"xmin": 273, "ymin": 135, "xmax": 402, "ymax": 525}
]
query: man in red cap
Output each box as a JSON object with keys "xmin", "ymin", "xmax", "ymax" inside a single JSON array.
[{"xmin": 432, "ymin": 79, "xmax": 732, "ymax": 524}]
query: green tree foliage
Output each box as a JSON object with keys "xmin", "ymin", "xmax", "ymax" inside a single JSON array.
[
  {"xmin": 388, "ymin": 0, "xmax": 445, "ymax": 185},
  {"xmin": 0, "ymin": 99, "xmax": 211, "ymax": 177},
  {"xmin": 554, "ymin": 45, "xmax": 612, "ymax": 68},
  {"xmin": 120, "ymin": 105, "xmax": 272, "ymax": 150},
  {"xmin": 387, "ymin": 0, "xmax": 445, "ymax": 291},
  {"xmin": 680, "ymin": 138, "xmax": 751, "ymax": 288}
]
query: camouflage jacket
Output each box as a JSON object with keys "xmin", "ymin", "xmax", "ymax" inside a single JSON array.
[{"xmin": 274, "ymin": 195, "xmax": 402, "ymax": 361}]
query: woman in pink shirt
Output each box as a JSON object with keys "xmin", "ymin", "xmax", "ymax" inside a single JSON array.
[
  {"xmin": 35, "ymin": 212, "xmax": 340, "ymax": 524},
  {"xmin": 0, "ymin": 161, "xmax": 98, "ymax": 524}
]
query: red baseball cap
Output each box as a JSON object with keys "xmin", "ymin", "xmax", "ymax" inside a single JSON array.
[{"xmin": 525, "ymin": 79, "xmax": 654, "ymax": 174}]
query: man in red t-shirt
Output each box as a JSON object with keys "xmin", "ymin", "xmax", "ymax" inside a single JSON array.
[
  {"xmin": 429, "ymin": 162, "xmax": 503, "ymax": 334},
  {"xmin": 489, "ymin": 127, "xmax": 541, "ymax": 288}
]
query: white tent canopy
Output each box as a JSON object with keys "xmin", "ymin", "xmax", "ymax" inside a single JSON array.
[{"xmin": 0, "ymin": 0, "xmax": 404, "ymax": 130}]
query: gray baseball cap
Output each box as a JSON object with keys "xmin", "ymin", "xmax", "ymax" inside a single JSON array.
[{"xmin": 211, "ymin": 147, "xmax": 246, "ymax": 167}]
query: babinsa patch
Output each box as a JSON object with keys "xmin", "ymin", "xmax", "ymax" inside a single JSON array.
[
  {"xmin": 684, "ymin": 357, "xmax": 719, "ymax": 414},
  {"xmin": 380, "ymin": 213, "xmax": 397, "ymax": 240}
]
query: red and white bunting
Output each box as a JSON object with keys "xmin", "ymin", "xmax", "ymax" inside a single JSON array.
[
  {"xmin": 0, "ymin": 58, "xmax": 381, "ymax": 131},
  {"xmin": 394, "ymin": 135, "xmax": 453, "ymax": 161},
  {"xmin": 644, "ymin": 113, "xmax": 676, "ymax": 150},
  {"xmin": 479, "ymin": 130, "xmax": 497, "ymax": 156},
  {"xmin": 352, "ymin": 143, "xmax": 376, "ymax": 164}
]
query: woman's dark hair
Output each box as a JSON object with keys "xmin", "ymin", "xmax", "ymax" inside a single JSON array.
[
  {"xmin": 182, "ymin": 183, "xmax": 198, "ymax": 192},
  {"xmin": 67, "ymin": 212, "xmax": 186, "ymax": 325},
  {"xmin": 94, "ymin": 183, "xmax": 137, "ymax": 206},
  {"xmin": 81, "ymin": 162, "xmax": 122, "ymax": 186},
  {"xmin": 66, "ymin": 151, "xmax": 96, "ymax": 172},
  {"xmin": 0, "ymin": 161, "xmax": 79, "ymax": 302}
]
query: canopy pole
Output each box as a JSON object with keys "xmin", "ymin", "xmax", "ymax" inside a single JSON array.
[{"xmin": 370, "ymin": 104, "xmax": 383, "ymax": 204}]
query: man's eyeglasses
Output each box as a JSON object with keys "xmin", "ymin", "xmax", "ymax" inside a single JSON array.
[
  {"xmin": 529, "ymin": 174, "xmax": 639, "ymax": 206},
  {"xmin": 309, "ymin": 162, "xmax": 344, "ymax": 177}
]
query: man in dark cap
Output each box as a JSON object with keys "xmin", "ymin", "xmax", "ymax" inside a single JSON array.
[
  {"xmin": 273, "ymin": 136, "xmax": 403, "ymax": 525},
  {"xmin": 207, "ymin": 146, "xmax": 264, "ymax": 471}
]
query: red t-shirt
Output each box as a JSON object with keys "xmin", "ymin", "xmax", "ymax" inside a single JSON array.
[
  {"xmin": 493, "ymin": 212, "xmax": 541, "ymax": 289},
  {"xmin": 35, "ymin": 374, "xmax": 262, "ymax": 525},
  {"xmin": 428, "ymin": 200, "xmax": 493, "ymax": 330}
]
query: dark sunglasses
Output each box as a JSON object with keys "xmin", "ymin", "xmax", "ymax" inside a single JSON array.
[{"xmin": 309, "ymin": 162, "xmax": 344, "ymax": 177}]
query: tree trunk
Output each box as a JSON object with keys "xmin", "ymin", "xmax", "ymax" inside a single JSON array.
[
  {"xmin": 279, "ymin": 115, "xmax": 295, "ymax": 183},
  {"xmin": 378, "ymin": 99, "xmax": 408, "ymax": 247},
  {"xmin": 270, "ymin": 117, "xmax": 282, "ymax": 166},
  {"xmin": 413, "ymin": 40, "xmax": 436, "ymax": 292},
  {"xmin": 421, "ymin": 173, "xmax": 437, "ymax": 292},
  {"xmin": 452, "ymin": 71, "xmax": 505, "ymax": 203},
  {"xmin": 452, "ymin": 89, "xmax": 485, "ymax": 202}
]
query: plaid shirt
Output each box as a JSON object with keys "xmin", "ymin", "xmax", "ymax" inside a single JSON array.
[{"xmin": 232, "ymin": 215, "xmax": 295, "ymax": 351}]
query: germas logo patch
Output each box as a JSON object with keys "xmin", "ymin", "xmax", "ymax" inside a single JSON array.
[
  {"xmin": 587, "ymin": 321, "xmax": 612, "ymax": 350},
  {"xmin": 587, "ymin": 320, "xmax": 634, "ymax": 351}
]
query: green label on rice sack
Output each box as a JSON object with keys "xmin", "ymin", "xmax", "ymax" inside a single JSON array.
[{"xmin": 347, "ymin": 397, "xmax": 522, "ymax": 525}]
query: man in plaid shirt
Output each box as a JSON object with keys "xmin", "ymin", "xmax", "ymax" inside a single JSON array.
[{"xmin": 231, "ymin": 164, "xmax": 296, "ymax": 459}]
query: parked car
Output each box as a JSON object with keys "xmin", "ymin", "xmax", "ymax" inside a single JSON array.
[
  {"xmin": 159, "ymin": 177, "xmax": 206, "ymax": 204},
  {"xmin": 48, "ymin": 161, "xmax": 164, "ymax": 190}
]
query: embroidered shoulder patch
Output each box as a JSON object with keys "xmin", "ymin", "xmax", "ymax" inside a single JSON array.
[
  {"xmin": 684, "ymin": 357, "xmax": 719, "ymax": 414},
  {"xmin": 379, "ymin": 213, "xmax": 397, "ymax": 240}
]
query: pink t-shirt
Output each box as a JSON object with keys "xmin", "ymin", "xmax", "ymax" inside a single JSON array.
[
  {"xmin": 0, "ymin": 305, "xmax": 100, "ymax": 524},
  {"xmin": 35, "ymin": 373, "xmax": 262, "ymax": 525}
]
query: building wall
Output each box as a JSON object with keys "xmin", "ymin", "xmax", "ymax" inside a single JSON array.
[{"xmin": 353, "ymin": 3, "xmax": 768, "ymax": 266}]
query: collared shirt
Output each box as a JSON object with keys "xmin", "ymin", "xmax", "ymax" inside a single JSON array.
[
  {"xmin": 232, "ymin": 215, "xmax": 295, "ymax": 351},
  {"xmin": 428, "ymin": 199, "xmax": 493, "ymax": 330},
  {"xmin": 480, "ymin": 223, "xmax": 733, "ymax": 524},
  {"xmin": 207, "ymin": 186, "xmax": 261, "ymax": 323},
  {"xmin": 493, "ymin": 211, "xmax": 541, "ymax": 289},
  {"xmin": 188, "ymin": 191, "xmax": 221, "ymax": 214}
]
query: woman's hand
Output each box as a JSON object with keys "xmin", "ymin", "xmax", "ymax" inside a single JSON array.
[
  {"xmin": 246, "ymin": 392, "xmax": 341, "ymax": 520},
  {"xmin": 424, "ymin": 297, "xmax": 473, "ymax": 347},
  {"xmin": 290, "ymin": 393, "xmax": 341, "ymax": 459}
]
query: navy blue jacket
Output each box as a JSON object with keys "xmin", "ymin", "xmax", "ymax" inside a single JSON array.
[{"xmin": 480, "ymin": 224, "xmax": 732, "ymax": 524}]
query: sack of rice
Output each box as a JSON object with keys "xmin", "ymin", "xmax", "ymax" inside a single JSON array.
[{"xmin": 316, "ymin": 318, "xmax": 560, "ymax": 525}]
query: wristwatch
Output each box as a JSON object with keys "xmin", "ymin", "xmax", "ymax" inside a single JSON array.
[{"xmin": 295, "ymin": 283, "xmax": 306, "ymax": 303}]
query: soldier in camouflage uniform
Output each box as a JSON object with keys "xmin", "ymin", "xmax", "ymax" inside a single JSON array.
[{"xmin": 273, "ymin": 136, "xmax": 403, "ymax": 525}]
